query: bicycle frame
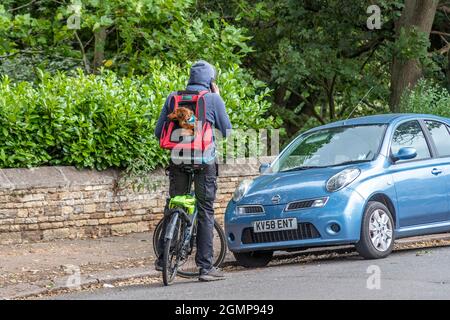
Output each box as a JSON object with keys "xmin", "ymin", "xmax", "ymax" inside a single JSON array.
[
  {"xmin": 164, "ymin": 206, "xmax": 198, "ymax": 266},
  {"xmin": 161, "ymin": 165, "xmax": 226, "ymax": 285},
  {"xmin": 164, "ymin": 168, "xmax": 198, "ymax": 264}
]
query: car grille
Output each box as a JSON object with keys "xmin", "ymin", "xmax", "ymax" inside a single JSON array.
[
  {"xmin": 285, "ymin": 200, "xmax": 315, "ymax": 211},
  {"xmin": 241, "ymin": 223, "xmax": 321, "ymax": 244},
  {"xmin": 237, "ymin": 205, "xmax": 265, "ymax": 214}
]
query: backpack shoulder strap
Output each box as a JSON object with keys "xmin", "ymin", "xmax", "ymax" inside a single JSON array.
[
  {"xmin": 196, "ymin": 90, "xmax": 210, "ymax": 122},
  {"xmin": 167, "ymin": 91, "xmax": 180, "ymax": 113}
]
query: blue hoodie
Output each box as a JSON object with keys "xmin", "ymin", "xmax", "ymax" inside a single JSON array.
[{"xmin": 154, "ymin": 61, "xmax": 232, "ymax": 160}]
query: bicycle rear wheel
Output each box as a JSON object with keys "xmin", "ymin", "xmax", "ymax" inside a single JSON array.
[
  {"xmin": 177, "ymin": 220, "xmax": 227, "ymax": 277},
  {"xmin": 153, "ymin": 219, "xmax": 163, "ymax": 257}
]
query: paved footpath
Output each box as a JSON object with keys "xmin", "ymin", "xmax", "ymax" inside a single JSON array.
[{"xmin": 0, "ymin": 232, "xmax": 158, "ymax": 299}]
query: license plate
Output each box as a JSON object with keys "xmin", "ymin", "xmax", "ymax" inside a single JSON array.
[{"xmin": 253, "ymin": 218, "xmax": 298, "ymax": 233}]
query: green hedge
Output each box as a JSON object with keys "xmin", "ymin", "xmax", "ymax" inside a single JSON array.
[{"xmin": 0, "ymin": 61, "xmax": 275, "ymax": 170}]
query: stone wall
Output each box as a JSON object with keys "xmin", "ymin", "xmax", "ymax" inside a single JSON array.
[{"xmin": 0, "ymin": 158, "xmax": 273, "ymax": 244}]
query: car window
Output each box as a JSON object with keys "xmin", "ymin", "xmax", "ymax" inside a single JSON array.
[
  {"xmin": 425, "ymin": 120, "xmax": 450, "ymax": 157},
  {"xmin": 271, "ymin": 125, "xmax": 386, "ymax": 172},
  {"xmin": 391, "ymin": 120, "xmax": 430, "ymax": 162}
]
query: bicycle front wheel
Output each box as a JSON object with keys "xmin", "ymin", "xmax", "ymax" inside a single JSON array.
[{"xmin": 162, "ymin": 215, "xmax": 181, "ymax": 286}]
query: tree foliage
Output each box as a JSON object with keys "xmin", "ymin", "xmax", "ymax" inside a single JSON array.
[
  {"xmin": 0, "ymin": 0, "xmax": 252, "ymax": 80},
  {"xmin": 401, "ymin": 79, "xmax": 450, "ymax": 118},
  {"xmin": 198, "ymin": 0, "xmax": 450, "ymax": 136}
]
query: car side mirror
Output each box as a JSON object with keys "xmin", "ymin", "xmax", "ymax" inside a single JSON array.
[
  {"xmin": 392, "ymin": 147, "xmax": 417, "ymax": 162},
  {"xmin": 259, "ymin": 163, "xmax": 271, "ymax": 174}
]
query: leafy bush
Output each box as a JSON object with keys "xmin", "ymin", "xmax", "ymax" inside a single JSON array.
[
  {"xmin": 0, "ymin": 62, "xmax": 275, "ymax": 170},
  {"xmin": 400, "ymin": 79, "xmax": 450, "ymax": 118}
]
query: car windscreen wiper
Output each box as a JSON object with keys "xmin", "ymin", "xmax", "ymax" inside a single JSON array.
[
  {"xmin": 330, "ymin": 159, "xmax": 372, "ymax": 167},
  {"xmin": 282, "ymin": 165, "xmax": 324, "ymax": 172}
]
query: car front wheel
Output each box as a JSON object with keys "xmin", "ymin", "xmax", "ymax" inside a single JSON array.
[
  {"xmin": 233, "ymin": 251, "xmax": 273, "ymax": 268},
  {"xmin": 356, "ymin": 201, "xmax": 394, "ymax": 259}
]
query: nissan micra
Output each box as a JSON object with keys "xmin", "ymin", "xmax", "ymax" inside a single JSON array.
[{"xmin": 225, "ymin": 114, "xmax": 450, "ymax": 267}]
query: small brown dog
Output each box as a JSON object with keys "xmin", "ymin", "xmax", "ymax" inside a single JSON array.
[{"xmin": 167, "ymin": 107, "xmax": 195, "ymax": 136}]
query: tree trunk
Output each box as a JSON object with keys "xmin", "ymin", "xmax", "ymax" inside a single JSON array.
[
  {"xmin": 327, "ymin": 75, "xmax": 336, "ymax": 120},
  {"xmin": 321, "ymin": 102, "xmax": 327, "ymax": 119},
  {"xmin": 389, "ymin": 0, "xmax": 438, "ymax": 112},
  {"xmin": 447, "ymin": 49, "xmax": 450, "ymax": 91},
  {"xmin": 92, "ymin": 27, "xmax": 107, "ymax": 73}
]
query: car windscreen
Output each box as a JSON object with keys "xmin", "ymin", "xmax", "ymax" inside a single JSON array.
[{"xmin": 272, "ymin": 124, "xmax": 387, "ymax": 172}]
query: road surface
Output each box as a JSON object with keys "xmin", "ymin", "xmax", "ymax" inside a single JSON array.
[{"xmin": 54, "ymin": 245, "xmax": 450, "ymax": 300}]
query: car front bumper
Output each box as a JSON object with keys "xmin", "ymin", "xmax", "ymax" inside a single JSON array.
[{"xmin": 225, "ymin": 188, "xmax": 366, "ymax": 253}]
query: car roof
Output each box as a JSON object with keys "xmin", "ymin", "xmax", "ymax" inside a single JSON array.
[{"xmin": 308, "ymin": 113, "xmax": 450, "ymax": 132}]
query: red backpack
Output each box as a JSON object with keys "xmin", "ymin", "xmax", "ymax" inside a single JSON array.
[{"xmin": 159, "ymin": 90, "xmax": 214, "ymax": 154}]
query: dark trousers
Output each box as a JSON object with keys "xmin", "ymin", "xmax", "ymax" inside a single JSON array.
[{"xmin": 157, "ymin": 163, "xmax": 218, "ymax": 271}]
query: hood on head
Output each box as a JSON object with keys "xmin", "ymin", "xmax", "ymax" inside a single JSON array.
[{"xmin": 188, "ymin": 60, "xmax": 216, "ymax": 88}]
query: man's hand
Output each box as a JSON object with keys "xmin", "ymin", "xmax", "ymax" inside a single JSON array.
[{"xmin": 211, "ymin": 82, "xmax": 220, "ymax": 96}]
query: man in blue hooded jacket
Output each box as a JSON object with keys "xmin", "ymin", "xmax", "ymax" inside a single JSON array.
[{"xmin": 154, "ymin": 60, "xmax": 232, "ymax": 281}]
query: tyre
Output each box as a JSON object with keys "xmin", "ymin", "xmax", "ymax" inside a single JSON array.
[
  {"xmin": 154, "ymin": 218, "xmax": 227, "ymax": 277},
  {"xmin": 162, "ymin": 215, "xmax": 181, "ymax": 286},
  {"xmin": 162, "ymin": 237, "xmax": 177, "ymax": 286},
  {"xmin": 355, "ymin": 201, "xmax": 394, "ymax": 259},
  {"xmin": 153, "ymin": 218, "xmax": 163, "ymax": 257},
  {"xmin": 233, "ymin": 251, "xmax": 274, "ymax": 268},
  {"xmin": 177, "ymin": 220, "xmax": 227, "ymax": 277}
]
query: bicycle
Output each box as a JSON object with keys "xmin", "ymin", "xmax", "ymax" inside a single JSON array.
[
  {"xmin": 153, "ymin": 218, "xmax": 226, "ymax": 277},
  {"xmin": 157, "ymin": 165, "xmax": 227, "ymax": 286}
]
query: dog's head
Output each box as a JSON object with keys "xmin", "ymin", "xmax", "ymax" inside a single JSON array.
[{"xmin": 168, "ymin": 107, "xmax": 193, "ymax": 122}]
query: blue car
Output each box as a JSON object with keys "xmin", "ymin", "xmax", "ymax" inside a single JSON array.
[{"xmin": 225, "ymin": 114, "xmax": 450, "ymax": 267}]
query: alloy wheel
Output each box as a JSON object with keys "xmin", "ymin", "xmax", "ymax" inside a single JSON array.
[{"xmin": 368, "ymin": 209, "xmax": 393, "ymax": 252}]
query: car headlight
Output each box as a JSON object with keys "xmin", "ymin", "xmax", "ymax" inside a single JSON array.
[
  {"xmin": 232, "ymin": 179, "xmax": 253, "ymax": 202},
  {"xmin": 326, "ymin": 168, "xmax": 360, "ymax": 192}
]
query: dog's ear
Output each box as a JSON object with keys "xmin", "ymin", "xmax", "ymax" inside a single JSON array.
[
  {"xmin": 175, "ymin": 109, "xmax": 184, "ymax": 120},
  {"xmin": 177, "ymin": 109, "xmax": 185, "ymax": 119},
  {"xmin": 167, "ymin": 112, "xmax": 177, "ymax": 120}
]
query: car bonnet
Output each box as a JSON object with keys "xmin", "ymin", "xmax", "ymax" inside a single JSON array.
[{"xmin": 238, "ymin": 167, "xmax": 351, "ymax": 206}]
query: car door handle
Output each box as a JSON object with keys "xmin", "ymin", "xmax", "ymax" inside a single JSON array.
[{"xmin": 431, "ymin": 168, "xmax": 443, "ymax": 175}]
